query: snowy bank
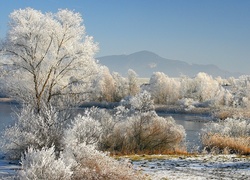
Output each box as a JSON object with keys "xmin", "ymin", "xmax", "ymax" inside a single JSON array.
[{"xmin": 131, "ymin": 154, "xmax": 250, "ymax": 180}]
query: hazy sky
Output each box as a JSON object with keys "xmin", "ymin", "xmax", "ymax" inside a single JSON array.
[{"xmin": 1, "ymin": 0, "xmax": 250, "ymax": 74}]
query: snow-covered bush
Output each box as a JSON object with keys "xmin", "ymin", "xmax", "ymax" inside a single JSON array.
[
  {"xmin": 62, "ymin": 143, "xmax": 145, "ymax": 180},
  {"xmin": 179, "ymin": 75, "xmax": 196, "ymax": 99},
  {"xmin": 103, "ymin": 113, "xmax": 186, "ymax": 154},
  {"xmin": 211, "ymin": 88, "xmax": 234, "ymax": 107},
  {"xmin": 19, "ymin": 143, "xmax": 144, "ymax": 180},
  {"xmin": 90, "ymin": 68, "xmax": 140, "ymax": 102},
  {"xmin": 112, "ymin": 72, "xmax": 129, "ymax": 101},
  {"xmin": 91, "ymin": 66, "xmax": 116, "ymax": 102},
  {"xmin": 64, "ymin": 112, "xmax": 102, "ymax": 146},
  {"xmin": 129, "ymin": 90, "xmax": 155, "ymax": 113},
  {"xmin": 201, "ymin": 118, "xmax": 250, "ymax": 154},
  {"xmin": 229, "ymin": 75, "xmax": 250, "ymax": 108},
  {"xmin": 101, "ymin": 91, "xmax": 186, "ymax": 154},
  {"xmin": 149, "ymin": 72, "xmax": 181, "ymax": 104},
  {"xmin": 177, "ymin": 98, "xmax": 197, "ymax": 110},
  {"xmin": 202, "ymin": 118, "xmax": 250, "ymax": 138},
  {"xmin": 1, "ymin": 104, "xmax": 67, "ymax": 159},
  {"xmin": 122, "ymin": 113, "xmax": 185, "ymax": 153},
  {"xmin": 193, "ymin": 72, "xmax": 221, "ymax": 102},
  {"xmin": 18, "ymin": 146, "xmax": 72, "ymax": 180},
  {"xmin": 85, "ymin": 107, "xmax": 117, "ymax": 150},
  {"xmin": 127, "ymin": 69, "xmax": 140, "ymax": 96},
  {"xmin": 13, "ymin": 105, "xmax": 146, "ymax": 179}
]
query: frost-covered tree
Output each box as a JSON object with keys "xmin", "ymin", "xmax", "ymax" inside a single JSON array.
[
  {"xmin": 127, "ymin": 69, "xmax": 140, "ymax": 96},
  {"xmin": 179, "ymin": 75, "xmax": 196, "ymax": 99},
  {"xmin": 129, "ymin": 90, "xmax": 155, "ymax": 113},
  {"xmin": 112, "ymin": 72, "xmax": 129, "ymax": 101},
  {"xmin": 149, "ymin": 72, "xmax": 180, "ymax": 104},
  {"xmin": 193, "ymin": 72, "xmax": 220, "ymax": 102},
  {"xmin": 91, "ymin": 66, "xmax": 116, "ymax": 102},
  {"xmin": 90, "ymin": 68, "xmax": 132, "ymax": 102},
  {"xmin": 230, "ymin": 75, "xmax": 250, "ymax": 107},
  {"xmin": 0, "ymin": 8, "xmax": 100, "ymax": 112}
]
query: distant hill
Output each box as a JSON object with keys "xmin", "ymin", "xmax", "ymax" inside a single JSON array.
[{"xmin": 97, "ymin": 51, "xmax": 242, "ymax": 78}]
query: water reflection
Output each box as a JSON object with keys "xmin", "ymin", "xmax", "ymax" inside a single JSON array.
[
  {"xmin": 159, "ymin": 113, "xmax": 210, "ymax": 151},
  {"xmin": 0, "ymin": 103, "xmax": 19, "ymax": 132}
]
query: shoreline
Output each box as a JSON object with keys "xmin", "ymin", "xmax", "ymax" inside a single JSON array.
[
  {"xmin": 0, "ymin": 98, "xmax": 18, "ymax": 104},
  {"xmin": 0, "ymin": 99, "xmax": 213, "ymax": 117}
]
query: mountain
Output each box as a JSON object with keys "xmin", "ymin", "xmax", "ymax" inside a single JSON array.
[{"xmin": 97, "ymin": 51, "xmax": 242, "ymax": 78}]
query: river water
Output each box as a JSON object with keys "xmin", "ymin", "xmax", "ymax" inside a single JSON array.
[
  {"xmin": 158, "ymin": 113, "xmax": 210, "ymax": 151},
  {"xmin": 0, "ymin": 103, "xmax": 210, "ymax": 152},
  {"xmin": 0, "ymin": 103, "xmax": 18, "ymax": 133}
]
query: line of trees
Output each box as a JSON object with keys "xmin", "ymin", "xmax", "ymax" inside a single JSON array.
[{"xmin": 89, "ymin": 70, "xmax": 250, "ymax": 110}]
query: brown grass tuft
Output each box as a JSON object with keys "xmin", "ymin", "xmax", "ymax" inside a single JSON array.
[
  {"xmin": 202, "ymin": 133, "xmax": 250, "ymax": 155},
  {"xmin": 213, "ymin": 107, "xmax": 250, "ymax": 120}
]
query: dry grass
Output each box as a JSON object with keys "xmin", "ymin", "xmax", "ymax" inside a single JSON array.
[
  {"xmin": 202, "ymin": 133, "xmax": 250, "ymax": 155},
  {"xmin": 154, "ymin": 104, "xmax": 211, "ymax": 115},
  {"xmin": 0, "ymin": 98, "xmax": 15, "ymax": 103},
  {"xmin": 110, "ymin": 147, "xmax": 189, "ymax": 157},
  {"xmin": 113, "ymin": 151, "xmax": 194, "ymax": 161},
  {"xmin": 100, "ymin": 114, "xmax": 186, "ymax": 156},
  {"xmin": 212, "ymin": 107, "xmax": 250, "ymax": 120}
]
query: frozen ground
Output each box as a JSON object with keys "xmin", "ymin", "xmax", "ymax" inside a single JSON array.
[
  {"xmin": 0, "ymin": 154, "xmax": 249, "ymax": 179},
  {"xmin": 132, "ymin": 154, "xmax": 250, "ymax": 180}
]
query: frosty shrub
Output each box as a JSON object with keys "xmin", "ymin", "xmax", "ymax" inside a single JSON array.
[
  {"xmin": 229, "ymin": 75, "xmax": 250, "ymax": 108},
  {"xmin": 177, "ymin": 98, "xmax": 197, "ymax": 110},
  {"xmin": 1, "ymin": 104, "xmax": 67, "ymax": 159},
  {"xmin": 62, "ymin": 143, "xmax": 146, "ymax": 180},
  {"xmin": 101, "ymin": 91, "xmax": 186, "ymax": 154},
  {"xmin": 19, "ymin": 146, "xmax": 72, "ymax": 180},
  {"xmin": 85, "ymin": 107, "xmax": 117, "ymax": 150},
  {"xmin": 149, "ymin": 72, "xmax": 180, "ymax": 104},
  {"xmin": 117, "ymin": 90, "xmax": 155, "ymax": 114},
  {"xmin": 64, "ymin": 111, "xmax": 102, "ymax": 146},
  {"xmin": 201, "ymin": 118, "xmax": 250, "ymax": 154},
  {"xmin": 129, "ymin": 90, "xmax": 155, "ymax": 113},
  {"xmin": 112, "ymin": 72, "xmax": 129, "ymax": 101},
  {"xmin": 16, "ymin": 107, "xmax": 146, "ymax": 179},
  {"xmin": 126, "ymin": 113, "xmax": 183, "ymax": 153},
  {"xmin": 89, "ymin": 68, "xmax": 139, "ymax": 102},
  {"xmin": 202, "ymin": 118, "xmax": 250, "ymax": 137},
  {"xmin": 127, "ymin": 69, "xmax": 140, "ymax": 96},
  {"xmin": 91, "ymin": 66, "xmax": 116, "ymax": 102},
  {"xmin": 193, "ymin": 72, "xmax": 221, "ymax": 102},
  {"xmin": 111, "ymin": 113, "xmax": 186, "ymax": 154}
]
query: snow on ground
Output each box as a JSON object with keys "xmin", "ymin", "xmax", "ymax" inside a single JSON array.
[
  {"xmin": 132, "ymin": 154, "xmax": 250, "ymax": 180},
  {"xmin": 0, "ymin": 154, "xmax": 249, "ymax": 179}
]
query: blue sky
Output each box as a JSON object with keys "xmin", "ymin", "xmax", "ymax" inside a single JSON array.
[{"xmin": 1, "ymin": 0, "xmax": 250, "ymax": 74}]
